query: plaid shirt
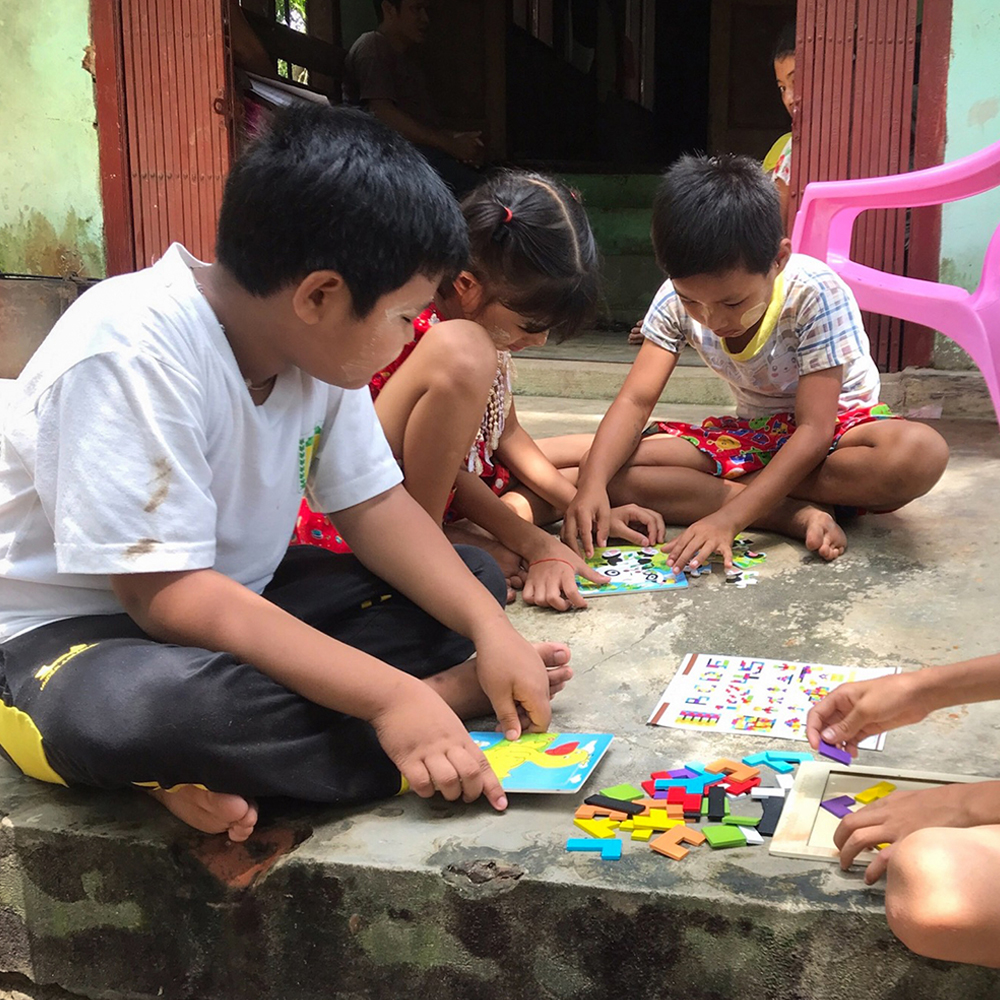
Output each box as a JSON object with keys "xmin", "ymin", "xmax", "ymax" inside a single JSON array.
[{"xmin": 642, "ymin": 254, "xmax": 881, "ymax": 419}]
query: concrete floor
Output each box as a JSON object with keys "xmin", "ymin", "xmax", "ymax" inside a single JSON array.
[{"xmin": 1, "ymin": 398, "xmax": 999, "ymax": 1000}]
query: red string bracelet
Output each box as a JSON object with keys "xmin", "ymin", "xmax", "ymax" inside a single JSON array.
[{"xmin": 528, "ymin": 557, "xmax": 576, "ymax": 570}]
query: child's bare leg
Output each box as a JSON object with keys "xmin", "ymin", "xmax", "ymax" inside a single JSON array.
[
  {"xmin": 789, "ymin": 420, "xmax": 949, "ymax": 510},
  {"xmin": 423, "ymin": 642, "xmax": 573, "ymax": 718},
  {"xmin": 533, "ymin": 434, "xmax": 594, "ymax": 469},
  {"xmin": 886, "ymin": 825, "xmax": 1000, "ymax": 968},
  {"xmin": 611, "ymin": 464, "xmax": 847, "ymax": 560},
  {"xmin": 373, "ymin": 323, "xmax": 498, "ymax": 519},
  {"xmin": 147, "ymin": 786, "xmax": 258, "ymax": 843}
]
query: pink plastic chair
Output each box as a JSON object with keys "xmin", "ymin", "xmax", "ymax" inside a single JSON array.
[{"xmin": 792, "ymin": 139, "xmax": 1000, "ymax": 424}]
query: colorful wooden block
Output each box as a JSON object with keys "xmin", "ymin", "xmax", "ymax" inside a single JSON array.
[
  {"xmin": 649, "ymin": 824, "xmax": 706, "ymax": 860},
  {"xmin": 600, "ymin": 840, "xmax": 623, "ymax": 860},
  {"xmin": 758, "ymin": 795, "xmax": 786, "ymax": 837},
  {"xmin": 641, "ymin": 779, "xmax": 658, "ymax": 797},
  {"xmin": 573, "ymin": 817, "xmax": 618, "ymax": 839},
  {"xmin": 668, "ymin": 767, "xmax": 698, "ymax": 779},
  {"xmin": 667, "ymin": 786, "xmax": 686, "ymax": 805},
  {"xmin": 631, "ymin": 828, "xmax": 654, "ymax": 842},
  {"xmin": 724, "ymin": 776, "xmax": 762, "ymax": 796},
  {"xmin": 818, "ymin": 740, "xmax": 852, "ymax": 765},
  {"xmin": 775, "ymin": 773, "xmax": 795, "ymax": 791},
  {"xmin": 739, "ymin": 825, "xmax": 765, "ymax": 846},
  {"xmin": 649, "ymin": 771, "xmax": 670, "ymax": 781},
  {"xmin": 618, "ymin": 819, "xmax": 634, "ymax": 831},
  {"xmin": 742, "ymin": 752, "xmax": 770, "ymax": 767},
  {"xmin": 751, "ymin": 786, "xmax": 787, "ymax": 799},
  {"xmin": 703, "ymin": 824, "xmax": 747, "ymax": 849},
  {"xmin": 705, "ymin": 758, "xmax": 743, "ymax": 774},
  {"xmin": 585, "ymin": 793, "xmax": 646, "ymax": 816},
  {"xmin": 706, "ymin": 786, "xmax": 729, "ymax": 821},
  {"xmin": 599, "ymin": 782, "xmax": 644, "ymax": 801},
  {"xmin": 683, "ymin": 793, "xmax": 703, "ymax": 813},
  {"xmin": 855, "ymin": 781, "xmax": 896, "ymax": 805},
  {"xmin": 820, "ymin": 795, "xmax": 855, "ymax": 818},
  {"xmin": 684, "ymin": 761, "xmax": 709, "ymax": 774},
  {"xmin": 566, "ymin": 838, "xmax": 604, "ymax": 852},
  {"xmin": 574, "ymin": 805, "xmax": 599, "ymax": 820},
  {"xmin": 761, "ymin": 757, "xmax": 795, "ymax": 774},
  {"xmin": 608, "ymin": 811, "xmax": 629, "ymax": 822},
  {"xmin": 723, "ymin": 815, "xmax": 760, "ymax": 827},
  {"xmin": 632, "ymin": 811, "xmax": 683, "ymax": 832},
  {"xmin": 764, "ymin": 750, "xmax": 814, "ymax": 763}
]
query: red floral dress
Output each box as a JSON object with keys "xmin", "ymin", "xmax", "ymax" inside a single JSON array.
[{"xmin": 291, "ymin": 305, "xmax": 513, "ymax": 553}]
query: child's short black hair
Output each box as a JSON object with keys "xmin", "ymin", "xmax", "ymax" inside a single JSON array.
[
  {"xmin": 773, "ymin": 22, "xmax": 796, "ymax": 62},
  {"xmin": 460, "ymin": 170, "xmax": 600, "ymax": 339},
  {"xmin": 651, "ymin": 154, "xmax": 783, "ymax": 280},
  {"xmin": 373, "ymin": 0, "xmax": 402, "ymax": 24},
  {"xmin": 216, "ymin": 104, "xmax": 467, "ymax": 316}
]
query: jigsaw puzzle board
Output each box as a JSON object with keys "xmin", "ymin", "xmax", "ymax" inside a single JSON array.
[
  {"xmin": 647, "ymin": 653, "xmax": 897, "ymax": 749},
  {"xmin": 470, "ymin": 732, "xmax": 613, "ymax": 793},
  {"xmin": 770, "ymin": 761, "xmax": 982, "ymax": 865},
  {"xmin": 575, "ymin": 545, "xmax": 688, "ymax": 597}
]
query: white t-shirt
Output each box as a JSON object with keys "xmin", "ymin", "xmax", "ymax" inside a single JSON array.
[
  {"xmin": 642, "ymin": 254, "xmax": 881, "ymax": 419},
  {"xmin": 0, "ymin": 244, "xmax": 403, "ymax": 641}
]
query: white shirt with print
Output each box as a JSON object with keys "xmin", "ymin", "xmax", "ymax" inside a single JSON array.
[
  {"xmin": 641, "ymin": 254, "xmax": 881, "ymax": 420},
  {"xmin": 0, "ymin": 244, "xmax": 402, "ymax": 641}
]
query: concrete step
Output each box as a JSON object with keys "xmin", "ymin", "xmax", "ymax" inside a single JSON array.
[{"xmin": 514, "ymin": 355, "xmax": 999, "ymax": 423}]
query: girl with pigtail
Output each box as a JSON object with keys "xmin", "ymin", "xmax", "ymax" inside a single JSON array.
[{"xmin": 295, "ymin": 170, "xmax": 664, "ymax": 609}]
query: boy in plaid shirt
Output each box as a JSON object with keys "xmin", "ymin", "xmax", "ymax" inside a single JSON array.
[{"xmin": 564, "ymin": 154, "xmax": 948, "ymax": 568}]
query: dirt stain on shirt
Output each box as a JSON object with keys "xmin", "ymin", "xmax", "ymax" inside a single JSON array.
[
  {"xmin": 144, "ymin": 458, "xmax": 172, "ymax": 513},
  {"xmin": 125, "ymin": 538, "xmax": 159, "ymax": 559}
]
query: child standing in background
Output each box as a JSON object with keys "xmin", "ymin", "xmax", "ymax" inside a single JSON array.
[
  {"xmin": 297, "ymin": 171, "xmax": 664, "ymax": 610},
  {"xmin": 769, "ymin": 22, "xmax": 797, "ymax": 234}
]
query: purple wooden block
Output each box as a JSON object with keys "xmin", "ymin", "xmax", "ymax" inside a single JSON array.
[
  {"xmin": 819, "ymin": 740, "xmax": 852, "ymax": 765},
  {"xmin": 668, "ymin": 768, "xmax": 697, "ymax": 779},
  {"xmin": 820, "ymin": 795, "xmax": 855, "ymax": 818},
  {"xmin": 652, "ymin": 790, "xmax": 669, "ymax": 799}
]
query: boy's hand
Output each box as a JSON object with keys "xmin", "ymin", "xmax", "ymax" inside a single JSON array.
[
  {"xmin": 833, "ymin": 782, "xmax": 999, "ymax": 883},
  {"xmin": 521, "ymin": 547, "xmax": 608, "ymax": 611},
  {"xmin": 562, "ymin": 487, "xmax": 612, "ymax": 559},
  {"xmin": 473, "ymin": 628, "xmax": 557, "ymax": 740},
  {"xmin": 628, "ymin": 322, "xmax": 645, "ymax": 345},
  {"xmin": 609, "ymin": 504, "xmax": 666, "ymax": 547},
  {"xmin": 805, "ymin": 672, "xmax": 933, "ymax": 757},
  {"xmin": 662, "ymin": 511, "xmax": 740, "ymax": 572},
  {"xmin": 371, "ymin": 680, "xmax": 508, "ymax": 810}
]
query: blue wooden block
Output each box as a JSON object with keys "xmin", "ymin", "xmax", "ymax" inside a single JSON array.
[
  {"xmin": 566, "ymin": 838, "xmax": 605, "ymax": 853},
  {"xmin": 761, "ymin": 758, "xmax": 795, "ymax": 774},
  {"xmin": 600, "ymin": 840, "xmax": 623, "ymax": 860},
  {"xmin": 765, "ymin": 750, "xmax": 814, "ymax": 763},
  {"xmin": 684, "ymin": 761, "xmax": 709, "ymax": 774},
  {"xmin": 742, "ymin": 752, "xmax": 770, "ymax": 767}
]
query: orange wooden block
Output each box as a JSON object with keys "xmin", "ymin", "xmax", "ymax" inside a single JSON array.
[
  {"xmin": 665, "ymin": 804, "xmax": 684, "ymax": 820},
  {"xmin": 574, "ymin": 804, "xmax": 599, "ymax": 820},
  {"xmin": 608, "ymin": 810, "xmax": 629, "ymax": 822},
  {"xmin": 649, "ymin": 824, "xmax": 707, "ymax": 861},
  {"xmin": 706, "ymin": 758, "xmax": 758, "ymax": 783},
  {"xmin": 631, "ymin": 798, "xmax": 661, "ymax": 816}
]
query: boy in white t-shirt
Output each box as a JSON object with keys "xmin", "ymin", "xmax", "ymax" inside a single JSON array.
[
  {"xmin": 0, "ymin": 106, "xmax": 572, "ymax": 842},
  {"xmin": 564, "ymin": 153, "xmax": 949, "ymax": 568}
]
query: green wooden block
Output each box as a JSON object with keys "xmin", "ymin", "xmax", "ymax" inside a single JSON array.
[
  {"xmin": 600, "ymin": 782, "xmax": 644, "ymax": 801},
  {"xmin": 723, "ymin": 815, "xmax": 760, "ymax": 827},
  {"xmin": 703, "ymin": 824, "xmax": 747, "ymax": 849}
]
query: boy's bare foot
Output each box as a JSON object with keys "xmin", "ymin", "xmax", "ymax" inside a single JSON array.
[
  {"xmin": 801, "ymin": 507, "xmax": 848, "ymax": 561},
  {"xmin": 148, "ymin": 785, "xmax": 258, "ymax": 842},
  {"xmin": 425, "ymin": 641, "xmax": 572, "ymax": 719}
]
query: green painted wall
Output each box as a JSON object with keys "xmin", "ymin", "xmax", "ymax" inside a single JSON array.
[
  {"xmin": 0, "ymin": 0, "xmax": 105, "ymax": 278},
  {"xmin": 934, "ymin": 0, "xmax": 1000, "ymax": 369}
]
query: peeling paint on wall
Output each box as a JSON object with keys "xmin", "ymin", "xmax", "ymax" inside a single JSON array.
[{"xmin": 0, "ymin": 0, "xmax": 105, "ymax": 277}]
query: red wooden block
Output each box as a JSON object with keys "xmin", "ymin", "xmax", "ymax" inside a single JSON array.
[
  {"xmin": 725, "ymin": 777, "xmax": 762, "ymax": 796},
  {"xmin": 649, "ymin": 770, "xmax": 670, "ymax": 780},
  {"xmin": 667, "ymin": 787, "xmax": 686, "ymax": 805},
  {"xmin": 641, "ymin": 779, "xmax": 658, "ymax": 798},
  {"xmin": 683, "ymin": 793, "xmax": 702, "ymax": 813}
]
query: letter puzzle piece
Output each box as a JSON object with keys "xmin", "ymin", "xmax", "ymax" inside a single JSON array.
[
  {"xmin": 650, "ymin": 824, "xmax": 706, "ymax": 860},
  {"xmin": 854, "ymin": 781, "xmax": 896, "ymax": 805},
  {"xmin": 764, "ymin": 750, "xmax": 814, "ymax": 764},
  {"xmin": 566, "ymin": 838, "xmax": 621, "ymax": 860},
  {"xmin": 703, "ymin": 824, "xmax": 747, "ymax": 849}
]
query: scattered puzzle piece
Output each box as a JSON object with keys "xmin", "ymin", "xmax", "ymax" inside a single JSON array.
[
  {"xmin": 723, "ymin": 815, "xmax": 760, "ymax": 827},
  {"xmin": 775, "ymin": 773, "xmax": 795, "ymax": 791},
  {"xmin": 566, "ymin": 838, "xmax": 605, "ymax": 852},
  {"xmin": 649, "ymin": 824, "xmax": 706, "ymax": 860},
  {"xmin": 703, "ymin": 824, "xmax": 747, "ymax": 849},
  {"xmin": 855, "ymin": 781, "xmax": 896, "ymax": 805},
  {"xmin": 706, "ymin": 786, "xmax": 729, "ymax": 822},
  {"xmin": 585, "ymin": 793, "xmax": 646, "ymax": 816},
  {"xmin": 631, "ymin": 828, "xmax": 654, "ymax": 842},
  {"xmin": 739, "ymin": 825, "xmax": 765, "ymax": 846},
  {"xmin": 758, "ymin": 795, "xmax": 786, "ymax": 837},
  {"xmin": 818, "ymin": 740, "xmax": 852, "ymax": 765},
  {"xmin": 599, "ymin": 783, "xmax": 644, "ymax": 801},
  {"xmin": 724, "ymin": 776, "xmax": 762, "ymax": 796},
  {"xmin": 600, "ymin": 840, "xmax": 623, "ymax": 860},
  {"xmin": 764, "ymin": 751, "xmax": 814, "ymax": 764},
  {"xmin": 574, "ymin": 804, "xmax": 600, "ymax": 820},
  {"xmin": 573, "ymin": 817, "xmax": 618, "ymax": 839},
  {"xmin": 760, "ymin": 757, "xmax": 795, "ymax": 774},
  {"xmin": 751, "ymin": 786, "xmax": 787, "ymax": 799},
  {"xmin": 742, "ymin": 752, "xmax": 770, "ymax": 767},
  {"xmin": 820, "ymin": 795, "xmax": 855, "ymax": 818}
]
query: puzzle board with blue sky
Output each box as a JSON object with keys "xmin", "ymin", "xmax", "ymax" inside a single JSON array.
[
  {"xmin": 647, "ymin": 654, "xmax": 899, "ymax": 750},
  {"xmin": 470, "ymin": 732, "xmax": 614, "ymax": 792}
]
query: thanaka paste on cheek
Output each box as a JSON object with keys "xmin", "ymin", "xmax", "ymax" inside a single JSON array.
[{"xmin": 739, "ymin": 301, "xmax": 768, "ymax": 330}]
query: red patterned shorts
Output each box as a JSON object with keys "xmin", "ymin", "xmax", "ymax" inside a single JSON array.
[{"xmin": 643, "ymin": 403, "xmax": 897, "ymax": 479}]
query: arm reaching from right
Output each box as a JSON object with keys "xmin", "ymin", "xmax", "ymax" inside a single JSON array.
[{"xmin": 806, "ymin": 652, "xmax": 1000, "ymax": 756}]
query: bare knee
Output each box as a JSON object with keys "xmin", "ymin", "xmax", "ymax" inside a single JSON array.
[
  {"xmin": 886, "ymin": 828, "xmax": 979, "ymax": 961},
  {"xmin": 874, "ymin": 421, "xmax": 949, "ymax": 506}
]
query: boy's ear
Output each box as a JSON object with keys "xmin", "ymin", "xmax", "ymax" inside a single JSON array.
[
  {"xmin": 291, "ymin": 271, "xmax": 351, "ymax": 325},
  {"xmin": 774, "ymin": 238, "xmax": 793, "ymax": 273}
]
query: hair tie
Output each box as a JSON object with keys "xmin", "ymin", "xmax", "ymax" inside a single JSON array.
[
  {"xmin": 492, "ymin": 205, "xmax": 514, "ymax": 243},
  {"xmin": 502, "ymin": 205, "xmax": 513, "ymax": 223}
]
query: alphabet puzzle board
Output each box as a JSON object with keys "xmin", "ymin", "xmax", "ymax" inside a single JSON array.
[
  {"xmin": 575, "ymin": 545, "xmax": 688, "ymax": 597},
  {"xmin": 647, "ymin": 653, "xmax": 898, "ymax": 750},
  {"xmin": 771, "ymin": 761, "xmax": 981, "ymax": 865}
]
